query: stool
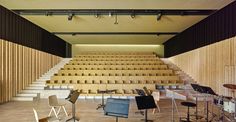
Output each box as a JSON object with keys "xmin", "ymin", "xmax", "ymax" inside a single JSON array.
[{"xmin": 180, "ymin": 101, "xmax": 196, "ymax": 122}]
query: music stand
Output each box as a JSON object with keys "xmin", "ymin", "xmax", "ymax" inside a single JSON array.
[
  {"xmin": 97, "ymin": 89, "xmax": 116, "ymax": 110},
  {"xmin": 104, "ymin": 98, "xmax": 130, "ymax": 122},
  {"xmin": 66, "ymin": 90, "xmax": 80, "ymax": 122},
  {"xmin": 191, "ymin": 84, "xmax": 205, "ymax": 120},
  {"xmin": 135, "ymin": 89, "xmax": 146, "ymax": 96},
  {"xmin": 201, "ymin": 86, "xmax": 217, "ymax": 122},
  {"xmin": 135, "ymin": 96, "xmax": 157, "ymax": 122}
]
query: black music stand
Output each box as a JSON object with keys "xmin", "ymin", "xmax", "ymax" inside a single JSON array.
[
  {"xmin": 135, "ymin": 89, "xmax": 146, "ymax": 96},
  {"xmin": 66, "ymin": 90, "xmax": 80, "ymax": 122},
  {"xmin": 135, "ymin": 96, "xmax": 157, "ymax": 122},
  {"xmin": 191, "ymin": 84, "xmax": 205, "ymax": 120},
  {"xmin": 200, "ymin": 86, "xmax": 217, "ymax": 122},
  {"xmin": 104, "ymin": 98, "xmax": 130, "ymax": 122}
]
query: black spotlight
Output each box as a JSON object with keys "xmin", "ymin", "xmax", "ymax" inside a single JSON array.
[
  {"xmin": 131, "ymin": 13, "xmax": 135, "ymax": 19},
  {"xmin": 68, "ymin": 13, "xmax": 74, "ymax": 21},
  {"xmin": 156, "ymin": 13, "xmax": 162, "ymax": 21}
]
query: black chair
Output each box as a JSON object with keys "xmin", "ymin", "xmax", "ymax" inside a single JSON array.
[{"xmin": 180, "ymin": 101, "xmax": 196, "ymax": 122}]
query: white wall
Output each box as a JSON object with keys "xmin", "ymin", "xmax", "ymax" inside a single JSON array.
[{"xmin": 72, "ymin": 44, "xmax": 164, "ymax": 57}]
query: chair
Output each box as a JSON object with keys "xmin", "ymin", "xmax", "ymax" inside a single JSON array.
[
  {"xmin": 33, "ymin": 108, "xmax": 47, "ymax": 122},
  {"xmin": 180, "ymin": 102, "xmax": 196, "ymax": 122},
  {"xmin": 152, "ymin": 91, "xmax": 161, "ymax": 113},
  {"xmin": 33, "ymin": 108, "xmax": 59, "ymax": 122},
  {"xmin": 48, "ymin": 95, "xmax": 68, "ymax": 118}
]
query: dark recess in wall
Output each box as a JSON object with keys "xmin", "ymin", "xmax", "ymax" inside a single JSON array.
[
  {"xmin": 163, "ymin": 1, "xmax": 236, "ymax": 57},
  {"xmin": 0, "ymin": 5, "xmax": 71, "ymax": 57}
]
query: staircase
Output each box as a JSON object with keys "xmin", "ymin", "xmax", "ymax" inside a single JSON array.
[
  {"xmin": 161, "ymin": 58, "xmax": 196, "ymax": 84},
  {"xmin": 12, "ymin": 58, "xmax": 71, "ymax": 101}
]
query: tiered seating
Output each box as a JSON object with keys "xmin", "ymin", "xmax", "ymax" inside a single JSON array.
[{"xmin": 46, "ymin": 52, "xmax": 183, "ymax": 97}]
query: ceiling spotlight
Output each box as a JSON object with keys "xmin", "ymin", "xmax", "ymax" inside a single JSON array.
[
  {"xmin": 131, "ymin": 13, "xmax": 135, "ymax": 19},
  {"xmin": 68, "ymin": 13, "xmax": 74, "ymax": 21},
  {"xmin": 95, "ymin": 13, "xmax": 99, "ymax": 18},
  {"xmin": 156, "ymin": 13, "xmax": 162, "ymax": 21},
  {"xmin": 109, "ymin": 12, "xmax": 112, "ymax": 17},
  {"xmin": 45, "ymin": 11, "xmax": 52, "ymax": 16},
  {"xmin": 114, "ymin": 14, "xmax": 118, "ymax": 25}
]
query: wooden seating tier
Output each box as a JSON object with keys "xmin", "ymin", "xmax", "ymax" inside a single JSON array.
[
  {"xmin": 56, "ymin": 69, "xmax": 174, "ymax": 76},
  {"xmin": 74, "ymin": 55, "xmax": 156, "ymax": 58},
  {"xmin": 72, "ymin": 58, "xmax": 160, "ymax": 61},
  {"xmin": 68, "ymin": 60, "xmax": 163, "ymax": 65},
  {"xmin": 75, "ymin": 52, "xmax": 154, "ymax": 55},
  {"xmin": 46, "ymin": 52, "xmax": 183, "ymax": 97},
  {"xmin": 46, "ymin": 80, "xmax": 183, "ymax": 96},
  {"xmin": 64, "ymin": 64, "xmax": 168, "ymax": 69}
]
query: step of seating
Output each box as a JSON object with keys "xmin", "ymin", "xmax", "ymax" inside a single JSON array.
[
  {"xmin": 33, "ymin": 81, "xmax": 46, "ymax": 84},
  {"xmin": 12, "ymin": 96, "xmax": 34, "ymax": 101},
  {"xmin": 21, "ymin": 90, "xmax": 43, "ymax": 93},
  {"xmin": 16, "ymin": 93, "xmax": 38, "ymax": 97},
  {"xmin": 29, "ymin": 83, "xmax": 46, "ymax": 87},
  {"xmin": 25, "ymin": 86, "xmax": 45, "ymax": 90}
]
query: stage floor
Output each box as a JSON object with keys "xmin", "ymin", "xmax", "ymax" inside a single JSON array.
[{"xmin": 0, "ymin": 98, "xmax": 223, "ymax": 122}]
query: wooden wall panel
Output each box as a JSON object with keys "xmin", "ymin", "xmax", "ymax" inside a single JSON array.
[
  {"xmin": 169, "ymin": 36, "xmax": 236, "ymax": 96},
  {"xmin": 0, "ymin": 39, "xmax": 61, "ymax": 104}
]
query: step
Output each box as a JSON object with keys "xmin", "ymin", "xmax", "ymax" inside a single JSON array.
[
  {"xmin": 33, "ymin": 81, "xmax": 46, "ymax": 84},
  {"xmin": 21, "ymin": 90, "xmax": 42, "ymax": 93},
  {"xmin": 16, "ymin": 93, "xmax": 38, "ymax": 97},
  {"xmin": 12, "ymin": 96, "xmax": 34, "ymax": 101},
  {"xmin": 36, "ymin": 79, "xmax": 47, "ymax": 82},
  {"xmin": 40, "ymin": 76, "xmax": 51, "ymax": 79},
  {"xmin": 25, "ymin": 86, "xmax": 44, "ymax": 90},
  {"xmin": 30, "ymin": 84, "xmax": 46, "ymax": 87}
]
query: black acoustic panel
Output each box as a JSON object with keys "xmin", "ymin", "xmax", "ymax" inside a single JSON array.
[
  {"xmin": 164, "ymin": 1, "xmax": 236, "ymax": 57},
  {"xmin": 0, "ymin": 5, "xmax": 71, "ymax": 57}
]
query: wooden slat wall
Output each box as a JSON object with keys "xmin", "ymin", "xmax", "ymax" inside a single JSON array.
[
  {"xmin": 168, "ymin": 36, "xmax": 236, "ymax": 96},
  {"xmin": 0, "ymin": 39, "xmax": 61, "ymax": 104}
]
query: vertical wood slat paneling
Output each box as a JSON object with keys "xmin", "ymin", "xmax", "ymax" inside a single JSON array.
[
  {"xmin": 168, "ymin": 36, "xmax": 236, "ymax": 96},
  {"xmin": 0, "ymin": 39, "xmax": 61, "ymax": 104}
]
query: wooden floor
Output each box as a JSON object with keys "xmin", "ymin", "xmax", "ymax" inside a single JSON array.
[{"xmin": 0, "ymin": 98, "xmax": 225, "ymax": 122}]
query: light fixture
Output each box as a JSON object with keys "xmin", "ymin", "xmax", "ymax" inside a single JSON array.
[
  {"xmin": 68, "ymin": 13, "xmax": 74, "ymax": 21},
  {"xmin": 114, "ymin": 13, "xmax": 118, "ymax": 25},
  {"xmin": 130, "ymin": 10, "xmax": 135, "ymax": 19},
  {"xmin": 95, "ymin": 13, "xmax": 99, "ymax": 18},
  {"xmin": 45, "ymin": 11, "xmax": 52, "ymax": 16},
  {"xmin": 131, "ymin": 13, "xmax": 135, "ymax": 19},
  {"xmin": 109, "ymin": 12, "xmax": 112, "ymax": 17},
  {"xmin": 156, "ymin": 13, "xmax": 162, "ymax": 21}
]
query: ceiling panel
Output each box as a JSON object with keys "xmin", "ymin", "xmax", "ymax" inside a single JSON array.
[
  {"xmin": 0, "ymin": 0, "xmax": 233, "ymax": 9},
  {"xmin": 22, "ymin": 15, "xmax": 207, "ymax": 32},
  {"xmin": 57, "ymin": 35, "xmax": 175, "ymax": 44}
]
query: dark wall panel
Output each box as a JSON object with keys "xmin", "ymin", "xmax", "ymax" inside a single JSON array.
[
  {"xmin": 164, "ymin": 1, "xmax": 236, "ymax": 57},
  {"xmin": 0, "ymin": 5, "xmax": 71, "ymax": 57}
]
